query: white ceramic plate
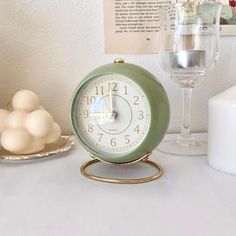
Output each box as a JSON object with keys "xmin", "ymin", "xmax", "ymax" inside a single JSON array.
[{"xmin": 0, "ymin": 136, "xmax": 75, "ymax": 162}]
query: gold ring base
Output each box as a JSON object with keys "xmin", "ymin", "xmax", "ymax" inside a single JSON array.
[{"xmin": 80, "ymin": 159, "xmax": 163, "ymax": 184}]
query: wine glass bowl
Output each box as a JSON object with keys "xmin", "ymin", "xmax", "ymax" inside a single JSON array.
[{"xmin": 158, "ymin": 1, "xmax": 222, "ymax": 156}]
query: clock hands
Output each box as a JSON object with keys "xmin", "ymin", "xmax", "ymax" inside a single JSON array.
[{"xmin": 90, "ymin": 84, "xmax": 117, "ymax": 122}]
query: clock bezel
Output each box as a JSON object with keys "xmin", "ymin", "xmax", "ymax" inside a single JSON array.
[{"xmin": 71, "ymin": 62, "xmax": 170, "ymax": 164}]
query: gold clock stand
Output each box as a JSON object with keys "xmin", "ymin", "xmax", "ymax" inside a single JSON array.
[{"xmin": 80, "ymin": 153, "xmax": 163, "ymax": 184}]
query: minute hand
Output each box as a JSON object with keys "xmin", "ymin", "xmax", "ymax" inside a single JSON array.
[{"xmin": 109, "ymin": 84, "xmax": 114, "ymax": 112}]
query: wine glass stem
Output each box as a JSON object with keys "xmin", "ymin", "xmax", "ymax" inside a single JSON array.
[{"xmin": 181, "ymin": 87, "xmax": 192, "ymax": 137}]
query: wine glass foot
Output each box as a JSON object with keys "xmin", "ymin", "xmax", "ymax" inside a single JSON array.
[{"xmin": 157, "ymin": 134, "xmax": 207, "ymax": 157}]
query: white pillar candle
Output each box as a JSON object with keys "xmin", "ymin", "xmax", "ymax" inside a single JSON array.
[{"xmin": 208, "ymin": 86, "xmax": 236, "ymax": 175}]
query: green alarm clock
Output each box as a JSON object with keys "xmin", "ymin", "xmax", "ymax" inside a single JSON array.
[{"xmin": 71, "ymin": 59, "xmax": 170, "ymax": 165}]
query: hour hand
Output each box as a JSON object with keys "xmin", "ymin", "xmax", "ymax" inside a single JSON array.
[
  {"xmin": 89, "ymin": 111, "xmax": 117, "ymax": 122},
  {"xmin": 89, "ymin": 112, "xmax": 109, "ymax": 117}
]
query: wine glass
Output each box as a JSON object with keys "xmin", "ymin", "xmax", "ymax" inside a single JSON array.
[{"xmin": 158, "ymin": 1, "xmax": 222, "ymax": 156}]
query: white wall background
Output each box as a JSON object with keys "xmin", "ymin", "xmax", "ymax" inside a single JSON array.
[{"xmin": 0, "ymin": 0, "xmax": 236, "ymax": 134}]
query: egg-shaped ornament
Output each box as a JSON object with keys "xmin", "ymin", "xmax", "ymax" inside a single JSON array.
[{"xmin": 71, "ymin": 59, "xmax": 170, "ymax": 183}]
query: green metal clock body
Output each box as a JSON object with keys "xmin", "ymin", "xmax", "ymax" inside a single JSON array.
[{"xmin": 71, "ymin": 60, "xmax": 170, "ymax": 164}]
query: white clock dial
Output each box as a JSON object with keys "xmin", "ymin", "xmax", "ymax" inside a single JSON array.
[{"xmin": 77, "ymin": 74, "xmax": 151, "ymax": 155}]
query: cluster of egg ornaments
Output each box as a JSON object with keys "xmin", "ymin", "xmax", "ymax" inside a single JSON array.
[{"xmin": 0, "ymin": 90, "xmax": 61, "ymax": 154}]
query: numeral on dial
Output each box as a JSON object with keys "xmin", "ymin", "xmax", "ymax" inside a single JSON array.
[
  {"xmin": 110, "ymin": 138, "xmax": 117, "ymax": 147},
  {"xmin": 124, "ymin": 86, "xmax": 128, "ymax": 95},
  {"xmin": 125, "ymin": 135, "xmax": 130, "ymax": 144},
  {"xmin": 88, "ymin": 124, "xmax": 93, "ymax": 133},
  {"xmin": 134, "ymin": 96, "xmax": 139, "ymax": 105},
  {"xmin": 95, "ymin": 86, "xmax": 104, "ymax": 95},
  {"xmin": 84, "ymin": 96, "xmax": 96, "ymax": 105},
  {"xmin": 108, "ymin": 82, "xmax": 118, "ymax": 92},
  {"xmin": 98, "ymin": 133, "xmax": 103, "ymax": 142},
  {"xmin": 138, "ymin": 110, "xmax": 144, "ymax": 120},
  {"xmin": 134, "ymin": 125, "xmax": 140, "ymax": 134},
  {"xmin": 82, "ymin": 110, "xmax": 89, "ymax": 118}
]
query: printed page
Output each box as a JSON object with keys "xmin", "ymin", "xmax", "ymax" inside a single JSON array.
[{"xmin": 103, "ymin": 0, "xmax": 174, "ymax": 54}]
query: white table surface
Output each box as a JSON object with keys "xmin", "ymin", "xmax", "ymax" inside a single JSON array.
[{"xmin": 0, "ymin": 134, "xmax": 236, "ymax": 236}]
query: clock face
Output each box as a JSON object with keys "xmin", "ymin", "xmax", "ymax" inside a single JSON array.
[{"xmin": 75, "ymin": 74, "xmax": 151, "ymax": 156}]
